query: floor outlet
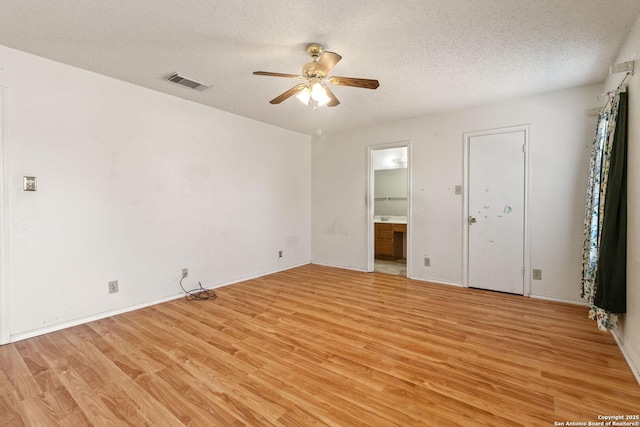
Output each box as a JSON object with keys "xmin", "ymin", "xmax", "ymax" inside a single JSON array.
[{"xmin": 109, "ymin": 280, "xmax": 119, "ymax": 294}]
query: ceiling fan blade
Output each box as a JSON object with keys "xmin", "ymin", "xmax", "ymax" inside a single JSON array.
[
  {"xmin": 269, "ymin": 83, "xmax": 307, "ymax": 104},
  {"xmin": 324, "ymin": 86, "xmax": 340, "ymax": 107},
  {"xmin": 254, "ymin": 71, "xmax": 303, "ymax": 79},
  {"xmin": 328, "ymin": 76, "xmax": 380, "ymax": 90},
  {"xmin": 315, "ymin": 51, "xmax": 342, "ymax": 75}
]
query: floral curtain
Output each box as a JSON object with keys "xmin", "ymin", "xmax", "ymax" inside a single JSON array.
[{"xmin": 581, "ymin": 90, "xmax": 628, "ymax": 331}]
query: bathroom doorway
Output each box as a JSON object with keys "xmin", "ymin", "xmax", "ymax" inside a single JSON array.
[{"xmin": 368, "ymin": 143, "xmax": 410, "ymax": 277}]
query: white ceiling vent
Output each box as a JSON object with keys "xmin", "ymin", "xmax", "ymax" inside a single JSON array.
[{"xmin": 165, "ymin": 73, "xmax": 211, "ymax": 91}]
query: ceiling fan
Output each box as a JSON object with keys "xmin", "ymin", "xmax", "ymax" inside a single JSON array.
[{"xmin": 253, "ymin": 43, "xmax": 380, "ymax": 109}]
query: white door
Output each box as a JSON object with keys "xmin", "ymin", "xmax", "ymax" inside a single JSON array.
[{"xmin": 468, "ymin": 130, "xmax": 526, "ymax": 294}]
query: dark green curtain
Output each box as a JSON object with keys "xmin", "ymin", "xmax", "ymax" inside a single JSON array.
[{"xmin": 595, "ymin": 91, "xmax": 627, "ymax": 313}]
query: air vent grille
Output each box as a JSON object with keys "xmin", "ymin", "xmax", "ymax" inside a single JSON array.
[{"xmin": 165, "ymin": 73, "xmax": 211, "ymax": 91}]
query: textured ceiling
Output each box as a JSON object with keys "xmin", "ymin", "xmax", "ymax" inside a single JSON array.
[{"xmin": 0, "ymin": 0, "xmax": 639, "ymax": 135}]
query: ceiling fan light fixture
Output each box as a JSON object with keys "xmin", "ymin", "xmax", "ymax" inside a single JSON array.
[
  {"xmin": 253, "ymin": 43, "xmax": 379, "ymax": 108},
  {"xmin": 311, "ymin": 82, "xmax": 331, "ymax": 106},
  {"xmin": 296, "ymin": 86, "xmax": 311, "ymax": 105}
]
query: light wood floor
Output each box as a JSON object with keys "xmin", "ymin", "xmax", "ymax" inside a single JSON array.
[{"xmin": 1, "ymin": 264, "xmax": 639, "ymax": 426}]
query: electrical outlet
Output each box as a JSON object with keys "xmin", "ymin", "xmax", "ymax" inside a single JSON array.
[
  {"xmin": 23, "ymin": 176, "xmax": 37, "ymax": 191},
  {"xmin": 108, "ymin": 280, "xmax": 118, "ymax": 294},
  {"xmin": 182, "ymin": 268, "xmax": 188, "ymax": 278},
  {"xmin": 278, "ymin": 250, "xmax": 283, "ymax": 258},
  {"xmin": 532, "ymin": 269, "xmax": 542, "ymax": 280},
  {"xmin": 424, "ymin": 257, "xmax": 431, "ymax": 267},
  {"xmin": 454, "ymin": 185, "xmax": 462, "ymax": 195}
]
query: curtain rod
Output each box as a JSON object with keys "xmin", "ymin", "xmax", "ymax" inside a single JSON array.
[
  {"xmin": 587, "ymin": 72, "xmax": 632, "ymax": 116},
  {"xmin": 598, "ymin": 72, "xmax": 632, "ymax": 100}
]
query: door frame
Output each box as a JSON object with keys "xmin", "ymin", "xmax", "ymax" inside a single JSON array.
[
  {"xmin": 0, "ymin": 86, "xmax": 9, "ymax": 344},
  {"xmin": 462, "ymin": 125, "xmax": 531, "ymax": 296},
  {"xmin": 367, "ymin": 141, "xmax": 412, "ymax": 275}
]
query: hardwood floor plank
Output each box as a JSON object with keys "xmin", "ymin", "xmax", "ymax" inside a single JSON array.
[
  {"xmin": 0, "ymin": 344, "xmax": 43, "ymax": 400},
  {"xmin": 47, "ymin": 386, "xmax": 85, "ymax": 421},
  {"xmin": 50, "ymin": 357, "xmax": 118, "ymax": 426},
  {"xmin": 134, "ymin": 372, "xmax": 205, "ymax": 426},
  {"xmin": 248, "ymin": 367, "xmax": 380, "ymax": 427},
  {"xmin": 58, "ymin": 409, "xmax": 93, "ymax": 427},
  {"xmin": 0, "ymin": 391, "xmax": 28, "ymax": 426},
  {"xmin": 19, "ymin": 392, "xmax": 61, "ymax": 426},
  {"xmin": 14, "ymin": 339, "xmax": 64, "ymax": 393},
  {"xmin": 157, "ymin": 360, "xmax": 271, "ymax": 426},
  {"xmin": 1, "ymin": 264, "xmax": 639, "ymax": 426}
]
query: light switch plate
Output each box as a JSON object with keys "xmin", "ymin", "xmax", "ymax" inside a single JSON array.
[{"xmin": 23, "ymin": 176, "xmax": 37, "ymax": 191}]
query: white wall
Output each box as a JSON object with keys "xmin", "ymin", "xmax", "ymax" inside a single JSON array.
[
  {"xmin": 604, "ymin": 15, "xmax": 640, "ymax": 380},
  {"xmin": 374, "ymin": 169, "xmax": 408, "ymax": 216},
  {"xmin": 312, "ymin": 84, "xmax": 601, "ymax": 302},
  {"xmin": 0, "ymin": 45, "xmax": 311, "ymax": 340}
]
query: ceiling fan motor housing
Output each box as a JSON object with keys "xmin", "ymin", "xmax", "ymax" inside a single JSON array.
[
  {"xmin": 306, "ymin": 43, "xmax": 324, "ymax": 59},
  {"xmin": 303, "ymin": 62, "xmax": 326, "ymax": 79}
]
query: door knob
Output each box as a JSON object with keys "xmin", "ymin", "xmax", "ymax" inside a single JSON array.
[{"xmin": 469, "ymin": 216, "xmax": 477, "ymax": 225}]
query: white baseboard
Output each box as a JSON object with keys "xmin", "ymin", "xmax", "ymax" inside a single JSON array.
[
  {"xmin": 8, "ymin": 261, "xmax": 310, "ymax": 344},
  {"xmin": 310, "ymin": 263, "xmax": 464, "ymax": 287},
  {"xmin": 529, "ymin": 294, "xmax": 588, "ymax": 306},
  {"xmin": 10, "ymin": 292, "xmax": 187, "ymax": 343},
  {"xmin": 408, "ymin": 276, "xmax": 464, "ymax": 287},
  {"xmin": 310, "ymin": 261, "xmax": 368, "ymax": 273},
  {"xmin": 611, "ymin": 329, "xmax": 640, "ymax": 386}
]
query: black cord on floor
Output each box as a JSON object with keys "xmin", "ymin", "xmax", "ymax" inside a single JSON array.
[{"xmin": 179, "ymin": 275, "xmax": 217, "ymax": 301}]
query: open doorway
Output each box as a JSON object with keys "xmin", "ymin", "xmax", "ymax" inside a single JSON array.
[{"xmin": 368, "ymin": 144, "xmax": 409, "ymax": 277}]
